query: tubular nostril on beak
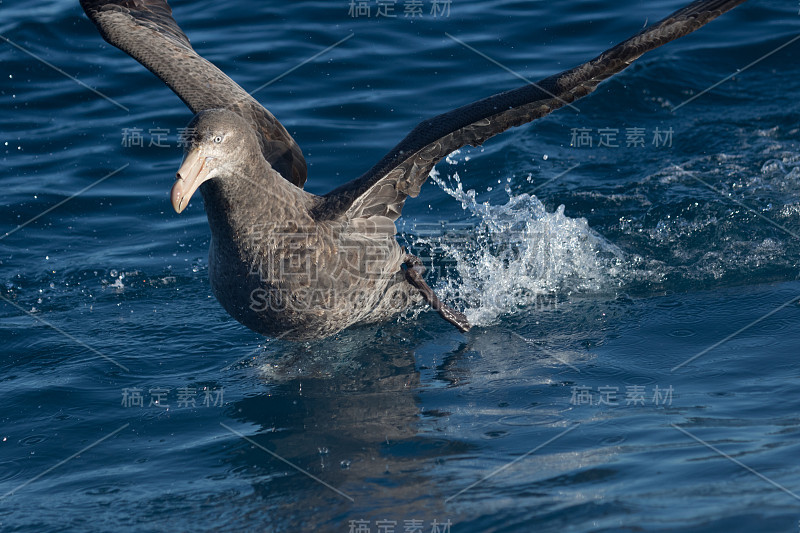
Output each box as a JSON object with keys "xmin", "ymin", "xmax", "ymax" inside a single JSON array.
[{"xmin": 171, "ymin": 150, "xmax": 211, "ymax": 214}]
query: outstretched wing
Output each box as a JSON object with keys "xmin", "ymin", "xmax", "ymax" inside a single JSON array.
[
  {"xmin": 80, "ymin": 0, "xmax": 307, "ymax": 188},
  {"xmin": 316, "ymin": 0, "xmax": 746, "ymax": 222}
]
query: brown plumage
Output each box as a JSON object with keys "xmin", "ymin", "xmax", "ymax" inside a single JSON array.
[{"xmin": 80, "ymin": 0, "xmax": 747, "ymax": 339}]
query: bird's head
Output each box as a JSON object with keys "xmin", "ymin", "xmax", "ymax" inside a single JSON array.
[{"xmin": 171, "ymin": 109, "xmax": 259, "ymax": 213}]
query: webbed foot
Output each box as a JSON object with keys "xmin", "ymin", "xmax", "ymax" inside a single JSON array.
[{"xmin": 403, "ymin": 254, "xmax": 470, "ymax": 333}]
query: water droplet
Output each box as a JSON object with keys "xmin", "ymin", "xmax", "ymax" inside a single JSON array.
[{"xmin": 428, "ymin": 171, "xmax": 626, "ymax": 326}]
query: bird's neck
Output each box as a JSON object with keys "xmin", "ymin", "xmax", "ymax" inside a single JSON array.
[{"xmin": 199, "ymin": 159, "xmax": 317, "ymax": 257}]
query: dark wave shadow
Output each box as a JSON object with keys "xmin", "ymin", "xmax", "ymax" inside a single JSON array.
[{"xmin": 220, "ymin": 321, "xmax": 473, "ymax": 530}]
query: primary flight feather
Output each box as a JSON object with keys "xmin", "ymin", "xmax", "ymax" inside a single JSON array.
[{"xmin": 80, "ymin": 0, "xmax": 747, "ymax": 339}]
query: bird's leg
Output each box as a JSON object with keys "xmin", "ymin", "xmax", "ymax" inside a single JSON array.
[{"xmin": 402, "ymin": 254, "xmax": 470, "ymax": 333}]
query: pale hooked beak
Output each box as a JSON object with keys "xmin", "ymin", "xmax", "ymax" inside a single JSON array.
[{"xmin": 171, "ymin": 149, "xmax": 213, "ymax": 213}]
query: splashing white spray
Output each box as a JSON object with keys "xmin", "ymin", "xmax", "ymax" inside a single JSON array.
[{"xmin": 420, "ymin": 169, "xmax": 627, "ymax": 326}]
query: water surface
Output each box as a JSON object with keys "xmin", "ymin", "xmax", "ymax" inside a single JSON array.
[{"xmin": 1, "ymin": 0, "xmax": 799, "ymax": 531}]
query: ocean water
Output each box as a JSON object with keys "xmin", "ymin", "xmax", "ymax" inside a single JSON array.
[{"xmin": 1, "ymin": 0, "xmax": 799, "ymax": 530}]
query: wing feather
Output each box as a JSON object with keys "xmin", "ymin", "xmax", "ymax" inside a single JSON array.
[
  {"xmin": 317, "ymin": 0, "xmax": 746, "ymax": 222},
  {"xmin": 80, "ymin": 0, "xmax": 307, "ymax": 188}
]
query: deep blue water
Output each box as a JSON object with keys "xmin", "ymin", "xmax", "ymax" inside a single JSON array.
[{"xmin": 2, "ymin": 0, "xmax": 800, "ymax": 531}]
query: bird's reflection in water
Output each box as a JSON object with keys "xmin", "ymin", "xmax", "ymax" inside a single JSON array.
[{"xmin": 223, "ymin": 321, "xmax": 471, "ymax": 530}]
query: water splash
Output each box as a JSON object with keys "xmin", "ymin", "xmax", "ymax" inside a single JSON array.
[{"xmin": 417, "ymin": 170, "xmax": 627, "ymax": 326}]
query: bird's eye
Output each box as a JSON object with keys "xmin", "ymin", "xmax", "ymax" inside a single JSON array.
[{"xmin": 213, "ymin": 135, "xmax": 223, "ymax": 144}]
